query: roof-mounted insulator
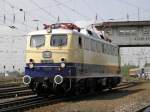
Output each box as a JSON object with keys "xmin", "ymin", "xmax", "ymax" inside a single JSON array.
[
  {"xmin": 86, "ymin": 30, "xmax": 93, "ymax": 36},
  {"xmin": 106, "ymin": 38, "xmax": 112, "ymax": 43},
  {"xmin": 43, "ymin": 23, "xmax": 80, "ymax": 32},
  {"xmin": 43, "ymin": 24, "xmax": 51, "ymax": 29}
]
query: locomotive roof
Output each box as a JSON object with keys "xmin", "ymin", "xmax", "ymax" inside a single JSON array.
[
  {"xmin": 28, "ymin": 29, "xmax": 74, "ymax": 35},
  {"xmin": 28, "ymin": 29, "xmax": 117, "ymax": 47}
]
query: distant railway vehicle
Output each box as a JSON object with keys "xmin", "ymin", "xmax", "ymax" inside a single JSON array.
[
  {"xmin": 23, "ymin": 23, "xmax": 121, "ymax": 96},
  {"xmin": 128, "ymin": 68, "xmax": 140, "ymax": 77},
  {"xmin": 129, "ymin": 67, "xmax": 150, "ymax": 79}
]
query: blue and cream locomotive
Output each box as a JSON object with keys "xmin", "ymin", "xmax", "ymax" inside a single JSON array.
[{"xmin": 23, "ymin": 23, "xmax": 121, "ymax": 95}]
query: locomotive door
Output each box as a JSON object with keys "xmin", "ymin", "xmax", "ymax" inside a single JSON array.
[{"xmin": 78, "ymin": 36, "xmax": 84, "ymax": 75}]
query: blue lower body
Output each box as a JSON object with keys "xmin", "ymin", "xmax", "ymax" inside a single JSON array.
[
  {"xmin": 25, "ymin": 63, "xmax": 121, "ymax": 95},
  {"xmin": 25, "ymin": 63, "xmax": 76, "ymax": 78},
  {"xmin": 25, "ymin": 63, "xmax": 120, "ymax": 78}
]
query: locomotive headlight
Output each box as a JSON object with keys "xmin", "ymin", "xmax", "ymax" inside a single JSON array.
[
  {"xmin": 29, "ymin": 59, "xmax": 34, "ymax": 68},
  {"xmin": 60, "ymin": 62, "xmax": 65, "ymax": 68},
  {"xmin": 29, "ymin": 63, "xmax": 34, "ymax": 68}
]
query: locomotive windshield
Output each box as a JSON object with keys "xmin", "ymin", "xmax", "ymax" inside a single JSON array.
[
  {"xmin": 30, "ymin": 35, "xmax": 45, "ymax": 48},
  {"xmin": 50, "ymin": 34, "xmax": 67, "ymax": 46}
]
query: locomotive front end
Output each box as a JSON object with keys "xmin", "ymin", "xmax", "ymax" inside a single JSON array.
[{"xmin": 24, "ymin": 28, "xmax": 75, "ymax": 95}]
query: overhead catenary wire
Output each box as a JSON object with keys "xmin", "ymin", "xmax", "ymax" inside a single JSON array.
[
  {"xmin": 0, "ymin": 15, "xmax": 35, "ymax": 32},
  {"xmin": 2, "ymin": 0, "xmax": 6, "ymax": 23},
  {"xmin": 29, "ymin": 0, "xmax": 87, "ymax": 22},
  {"xmin": 52, "ymin": 0, "xmax": 91, "ymax": 20},
  {"xmin": 0, "ymin": 0, "xmax": 38, "ymax": 31},
  {"xmin": 5, "ymin": 0, "xmax": 73, "ymax": 23},
  {"xmin": 114, "ymin": 0, "xmax": 150, "ymax": 17},
  {"xmin": 1, "ymin": 0, "xmax": 150, "ymax": 31},
  {"xmin": 2, "ymin": 0, "xmax": 46, "ymax": 27},
  {"xmin": 0, "ymin": 33, "xmax": 27, "ymax": 37},
  {"xmin": 0, "ymin": 23, "xmax": 29, "ymax": 33},
  {"xmin": 81, "ymin": 0, "xmax": 97, "ymax": 15},
  {"xmin": 81, "ymin": 0, "xmax": 106, "ymax": 23},
  {"xmin": 29, "ymin": 0, "xmax": 57, "ymax": 22},
  {"xmin": 27, "ymin": 0, "xmax": 73, "ymax": 13},
  {"xmin": 54, "ymin": 2, "xmax": 72, "ymax": 22},
  {"xmin": 0, "ymin": 13, "xmax": 34, "ymax": 33},
  {"xmin": 115, "ymin": 0, "xmax": 139, "ymax": 9}
]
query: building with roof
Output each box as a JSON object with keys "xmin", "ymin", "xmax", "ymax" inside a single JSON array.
[
  {"xmin": 94, "ymin": 21, "xmax": 150, "ymax": 67},
  {"xmin": 94, "ymin": 21, "xmax": 150, "ymax": 47}
]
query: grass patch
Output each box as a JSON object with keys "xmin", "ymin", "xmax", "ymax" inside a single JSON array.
[{"xmin": 121, "ymin": 65, "xmax": 138, "ymax": 81}]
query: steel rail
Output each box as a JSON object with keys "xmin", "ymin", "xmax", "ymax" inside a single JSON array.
[
  {"xmin": 136, "ymin": 105, "xmax": 150, "ymax": 112},
  {"xmin": 0, "ymin": 89, "xmax": 34, "ymax": 99},
  {"xmin": 0, "ymin": 86, "xmax": 28, "ymax": 93},
  {"xmin": 0, "ymin": 95, "xmax": 62, "ymax": 112},
  {"xmin": 0, "ymin": 83, "xmax": 23, "ymax": 88},
  {"xmin": 0, "ymin": 95, "xmax": 41, "ymax": 109}
]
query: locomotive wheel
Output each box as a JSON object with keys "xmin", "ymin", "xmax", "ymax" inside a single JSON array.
[
  {"xmin": 106, "ymin": 78, "xmax": 113, "ymax": 91},
  {"xmin": 54, "ymin": 85, "xmax": 65, "ymax": 95},
  {"xmin": 74, "ymin": 80, "xmax": 85, "ymax": 95},
  {"xmin": 95, "ymin": 79, "xmax": 103, "ymax": 92}
]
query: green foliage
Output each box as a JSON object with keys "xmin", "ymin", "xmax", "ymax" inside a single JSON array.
[
  {"xmin": 144, "ymin": 63, "xmax": 150, "ymax": 67},
  {"xmin": 121, "ymin": 64, "xmax": 137, "ymax": 76},
  {"xmin": 121, "ymin": 64, "xmax": 138, "ymax": 81}
]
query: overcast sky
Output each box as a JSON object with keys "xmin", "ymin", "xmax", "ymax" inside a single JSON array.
[{"xmin": 0, "ymin": 0, "xmax": 150, "ymax": 33}]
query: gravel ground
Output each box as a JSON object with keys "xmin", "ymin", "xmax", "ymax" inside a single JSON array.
[{"xmin": 26, "ymin": 80, "xmax": 150, "ymax": 112}]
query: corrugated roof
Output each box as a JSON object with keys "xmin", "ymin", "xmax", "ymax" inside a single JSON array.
[{"xmin": 95, "ymin": 21, "xmax": 150, "ymax": 29}]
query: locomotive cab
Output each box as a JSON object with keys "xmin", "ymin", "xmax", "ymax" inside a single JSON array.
[{"xmin": 24, "ymin": 24, "xmax": 83, "ymax": 94}]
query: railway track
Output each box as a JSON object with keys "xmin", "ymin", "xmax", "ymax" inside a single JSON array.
[
  {"xmin": 136, "ymin": 105, "xmax": 150, "ymax": 112},
  {"xmin": 0, "ymin": 95, "xmax": 64, "ymax": 112},
  {"xmin": 0, "ymin": 86, "xmax": 34, "ymax": 99},
  {"xmin": 0, "ymin": 81, "xmax": 136, "ymax": 112},
  {"xmin": 0, "ymin": 86, "xmax": 28, "ymax": 93},
  {"xmin": 0, "ymin": 89, "xmax": 34, "ymax": 99},
  {"xmin": 0, "ymin": 82, "xmax": 23, "ymax": 88},
  {"xmin": 115, "ymin": 81, "xmax": 138, "ymax": 90}
]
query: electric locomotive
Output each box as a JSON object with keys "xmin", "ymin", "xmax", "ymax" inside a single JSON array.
[{"xmin": 23, "ymin": 23, "xmax": 121, "ymax": 96}]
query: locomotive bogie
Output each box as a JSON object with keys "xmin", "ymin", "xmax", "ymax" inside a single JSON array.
[{"xmin": 27, "ymin": 76, "xmax": 121, "ymax": 96}]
